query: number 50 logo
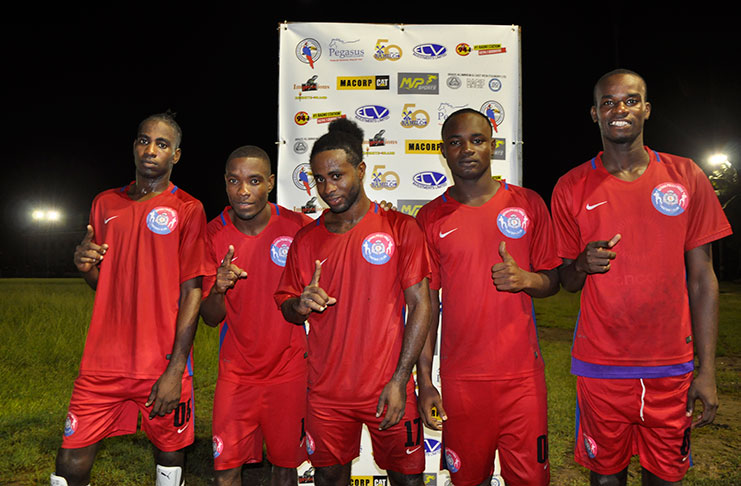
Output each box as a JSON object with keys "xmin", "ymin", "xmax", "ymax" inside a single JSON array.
[
  {"xmin": 370, "ymin": 165, "xmax": 400, "ymax": 190},
  {"xmin": 401, "ymin": 104, "xmax": 429, "ymax": 128},
  {"xmin": 374, "ymin": 39, "xmax": 402, "ymax": 61}
]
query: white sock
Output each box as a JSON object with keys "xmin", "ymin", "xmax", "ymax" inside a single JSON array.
[{"xmin": 155, "ymin": 464, "xmax": 183, "ymax": 486}]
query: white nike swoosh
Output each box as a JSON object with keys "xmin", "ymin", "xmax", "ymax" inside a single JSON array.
[
  {"xmin": 104, "ymin": 215, "xmax": 119, "ymax": 224},
  {"xmin": 177, "ymin": 424, "xmax": 189, "ymax": 434},
  {"xmin": 439, "ymin": 228, "xmax": 458, "ymax": 238},
  {"xmin": 586, "ymin": 201, "xmax": 607, "ymax": 210},
  {"xmin": 406, "ymin": 446, "xmax": 421, "ymax": 454},
  {"xmin": 320, "ymin": 258, "xmax": 328, "ymax": 265}
]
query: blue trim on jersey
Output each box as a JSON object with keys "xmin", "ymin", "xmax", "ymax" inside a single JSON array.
[
  {"xmin": 119, "ymin": 185, "xmax": 128, "ymax": 192},
  {"xmin": 590, "ymin": 157, "xmax": 597, "ymax": 170},
  {"xmin": 373, "ymin": 202, "xmax": 379, "ymax": 213},
  {"xmin": 530, "ymin": 300, "xmax": 544, "ymax": 364},
  {"xmin": 219, "ymin": 211, "xmax": 227, "ymax": 227},
  {"xmin": 571, "ymin": 358, "xmax": 694, "ymax": 379},
  {"xmin": 272, "ymin": 203, "xmax": 280, "ymax": 215},
  {"xmin": 219, "ymin": 322, "xmax": 229, "ymax": 350},
  {"xmin": 654, "ymin": 150, "xmax": 662, "ymax": 163},
  {"xmin": 503, "ymin": 181, "xmax": 509, "ymax": 190},
  {"xmin": 186, "ymin": 354, "xmax": 193, "ymax": 376},
  {"xmin": 171, "ymin": 185, "xmax": 178, "ymax": 194},
  {"xmin": 441, "ymin": 193, "xmax": 448, "ymax": 202},
  {"xmin": 571, "ymin": 310, "xmax": 581, "ymax": 354}
]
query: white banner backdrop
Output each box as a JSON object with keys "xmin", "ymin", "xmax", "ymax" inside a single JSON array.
[{"xmin": 278, "ymin": 22, "xmax": 520, "ymax": 486}]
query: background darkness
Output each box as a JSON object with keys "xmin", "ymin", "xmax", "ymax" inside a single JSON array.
[{"xmin": 2, "ymin": 3, "xmax": 739, "ymax": 276}]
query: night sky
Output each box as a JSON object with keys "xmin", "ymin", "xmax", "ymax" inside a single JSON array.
[{"xmin": 2, "ymin": 3, "xmax": 739, "ymax": 275}]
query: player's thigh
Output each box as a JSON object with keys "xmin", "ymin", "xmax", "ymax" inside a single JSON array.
[
  {"xmin": 575, "ymin": 376, "xmax": 636, "ymax": 476},
  {"xmin": 305, "ymin": 403, "xmax": 363, "ymax": 467},
  {"xmin": 212, "ymin": 379, "xmax": 264, "ymax": 470},
  {"xmin": 366, "ymin": 391, "xmax": 424, "ymax": 476},
  {"xmin": 496, "ymin": 372, "xmax": 550, "ymax": 486},
  {"xmin": 634, "ymin": 373, "xmax": 693, "ymax": 483},
  {"xmin": 61, "ymin": 375, "xmax": 139, "ymax": 449},
  {"xmin": 138, "ymin": 374, "xmax": 195, "ymax": 452},
  {"xmin": 439, "ymin": 379, "xmax": 499, "ymax": 486},
  {"xmin": 261, "ymin": 376, "xmax": 308, "ymax": 468}
]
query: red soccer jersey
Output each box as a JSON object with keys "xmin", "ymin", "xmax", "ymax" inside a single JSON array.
[
  {"xmin": 551, "ymin": 149, "xmax": 732, "ymax": 375},
  {"xmin": 203, "ymin": 204, "xmax": 311, "ymax": 385},
  {"xmin": 274, "ymin": 203, "xmax": 431, "ymax": 407},
  {"xmin": 417, "ymin": 184, "xmax": 561, "ymax": 381},
  {"xmin": 79, "ymin": 182, "xmax": 209, "ymax": 379}
]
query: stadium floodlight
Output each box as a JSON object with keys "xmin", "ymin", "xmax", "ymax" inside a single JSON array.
[
  {"xmin": 708, "ymin": 153, "xmax": 730, "ymax": 167},
  {"xmin": 31, "ymin": 208, "xmax": 63, "ymax": 223}
]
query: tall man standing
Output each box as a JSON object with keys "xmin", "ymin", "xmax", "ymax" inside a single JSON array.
[
  {"xmin": 416, "ymin": 108, "xmax": 560, "ymax": 486},
  {"xmin": 53, "ymin": 113, "xmax": 208, "ymax": 486},
  {"xmin": 275, "ymin": 118, "xmax": 431, "ymax": 486},
  {"xmin": 200, "ymin": 146, "xmax": 311, "ymax": 485},
  {"xmin": 551, "ymin": 69, "xmax": 732, "ymax": 485}
]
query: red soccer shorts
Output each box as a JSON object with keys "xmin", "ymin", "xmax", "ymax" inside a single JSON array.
[
  {"xmin": 305, "ymin": 391, "xmax": 424, "ymax": 475},
  {"xmin": 61, "ymin": 374, "xmax": 194, "ymax": 452},
  {"xmin": 440, "ymin": 372, "xmax": 549, "ymax": 486},
  {"xmin": 575, "ymin": 372, "xmax": 693, "ymax": 482},
  {"xmin": 212, "ymin": 375, "xmax": 307, "ymax": 470}
]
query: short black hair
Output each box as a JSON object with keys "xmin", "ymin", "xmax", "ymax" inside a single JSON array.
[
  {"xmin": 225, "ymin": 145, "xmax": 272, "ymax": 173},
  {"xmin": 441, "ymin": 108, "xmax": 493, "ymax": 139},
  {"xmin": 593, "ymin": 69, "xmax": 648, "ymax": 106},
  {"xmin": 310, "ymin": 118, "xmax": 364, "ymax": 167},
  {"xmin": 138, "ymin": 110, "xmax": 183, "ymax": 147}
]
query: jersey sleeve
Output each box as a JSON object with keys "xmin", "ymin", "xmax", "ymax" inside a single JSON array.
[
  {"xmin": 415, "ymin": 206, "xmax": 441, "ymax": 290},
  {"xmin": 684, "ymin": 159, "xmax": 732, "ymax": 251},
  {"xmin": 527, "ymin": 190, "xmax": 562, "ymax": 272},
  {"xmin": 550, "ymin": 176, "xmax": 583, "ymax": 261},
  {"xmin": 178, "ymin": 200, "xmax": 209, "ymax": 283},
  {"xmin": 395, "ymin": 213, "xmax": 431, "ymax": 290},
  {"xmin": 274, "ymin": 230, "xmax": 307, "ymax": 308},
  {"xmin": 201, "ymin": 218, "xmax": 223, "ymax": 297}
]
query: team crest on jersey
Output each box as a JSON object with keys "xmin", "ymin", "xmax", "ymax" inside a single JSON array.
[
  {"xmin": 651, "ymin": 182, "xmax": 689, "ymax": 216},
  {"xmin": 583, "ymin": 433, "xmax": 598, "ymax": 459},
  {"xmin": 270, "ymin": 236, "xmax": 294, "ymax": 267},
  {"xmin": 63, "ymin": 412, "xmax": 78, "ymax": 437},
  {"xmin": 213, "ymin": 435, "xmax": 224, "ymax": 458},
  {"xmin": 444, "ymin": 447, "xmax": 462, "ymax": 473},
  {"xmin": 361, "ymin": 232, "xmax": 395, "ymax": 265},
  {"xmin": 146, "ymin": 206, "xmax": 179, "ymax": 235},
  {"xmin": 496, "ymin": 207, "xmax": 530, "ymax": 239}
]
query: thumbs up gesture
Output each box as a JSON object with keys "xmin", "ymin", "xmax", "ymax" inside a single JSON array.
[
  {"xmin": 213, "ymin": 245, "xmax": 248, "ymax": 295},
  {"xmin": 491, "ymin": 241, "xmax": 528, "ymax": 293},
  {"xmin": 296, "ymin": 260, "xmax": 337, "ymax": 316}
]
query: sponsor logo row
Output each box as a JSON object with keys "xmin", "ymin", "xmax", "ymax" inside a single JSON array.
[
  {"xmin": 296, "ymin": 38, "xmax": 508, "ymax": 67},
  {"xmin": 297, "ymin": 73, "xmax": 503, "ymax": 94}
]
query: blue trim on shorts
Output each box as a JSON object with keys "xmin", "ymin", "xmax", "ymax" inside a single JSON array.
[{"xmin": 571, "ymin": 358, "xmax": 695, "ymax": 379}]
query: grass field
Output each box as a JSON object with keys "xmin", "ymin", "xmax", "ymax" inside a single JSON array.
[{"xmin": 0, "ymin": 279, "xmax": 739, "ymax": 485}]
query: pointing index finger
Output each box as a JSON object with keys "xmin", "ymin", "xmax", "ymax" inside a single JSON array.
[
  {"xmin": 310, "ymin": 260, "xmax": 322, "ymax": 286},
  {"xmin": 221, "ymin": 245, "xmax": 235, "ymax": 267}
]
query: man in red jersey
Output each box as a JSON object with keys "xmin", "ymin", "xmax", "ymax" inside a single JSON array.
[
  {"xmin": 200, "ymin": 146, "xmax": 311, "ymax": 485},
  {"xmin": 416, "ymin": 108, "xmax": 560, "ymax": 486},
  {"xmin": 551, "ymin": 69, "xmax": 732, "ymax": 486},
  {"xmin": 275, "ymin": 118, "xmax": 431, "ymax": 486},
  {"xmin": 52, "ymin": 113, "xmax": 208, "ymax": 486}
]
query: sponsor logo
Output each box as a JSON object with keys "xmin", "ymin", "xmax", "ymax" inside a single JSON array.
[
  {"xmin": 493, "ymin": 138, "xmax": 506, "ymax": 160},
  {"xmin": 177, "ymin": 423, "xmax": 189, "ymax": 434},
  {"xmin": 489, "ymin": 78, "xmax": 502, "ymax": 92},
  {"xmin": 328, "ymin": 38, "xmax": 365, "ymax": 61},
  {"xmin": 337, "ymin": 75, "xmax": 390, "ymax": 90},
  {"xmin": 398, "ymin": 73, "xmax": 439, "ymax": 94},
  {"xmin": 270, "ymin": 236, "xmax": 293, "ymax": 267},
  {"xmin": 406, "ymin": 446, "xmax": 422, "ymax": 454},
  {"xmin": 398, "ymin": 199, "xmax": 428, "ymax": 217},
  {"xmin": 456, "ymin": 43, "xmax": 471, "ymax": 56},
  {"xmin": 369, "ymin": 129, "xmax": 387, "ymax": 147},
  {"xmin": 423, "ymin": 473, "xmax": 437, "ymax": 485},
  {"xmin": 292, "ymin": 164, "xmax": 315, "ymax": 195},
  {"xmin": 481, "ymin": 100, "xmax": 505, "ymax": 133},
  {"xmin": 350, "ymin": 477, "xmax": 389, "ymax": 486},
  {"xmin": 447, "ymin": 75, "xmax": 462, "ymax": 89},
  {"xmin": 424, "ymin": 438, "xmax": 442, "ymax": 456},
  {"xmin": 355, "ymin": 105, "xmax": 390, "ymax": 123},
  {"xmin": 586, "ymin": 201, "xmax": 607, "ymax": 211},
  {"xmin": 306, "ymin": 432, "xmax": 316, "ymax": 455},
  {"xmin": 294, "ymin": 196, "xmax": 318, "ymax": 215},
  {"xmin": 293, "ymin": 140, "xmax": 309, "ymax": 154},
  {"xmin": 401, "ymin": 104, "xmax": 429, "ymax": 128},
  {"xmin": 444, "ymin": 447, "xmax": 462, "ymax": 473},
  {"xmin": 439, "ymin": 228, "xmax": 458, "ymax": 238},
  {"xmin": 295, "ymin": 111, "xmax": 310, "ymax": 126},
  {"xmin": 362, "ymin": 232, "xmax": 395, "ymax": 265},
  {"xmin": 406, "ymin": 140, "xmax": 442, "ymax": 154},
  {"xmin": 413, "ymin": 43, "xmax": 447, "ymax": 60},
  {"xmin": 373, "ymin": 39, "xmax": 402, "ymax": 61},
  {"xmin": 497, "ymin": 207, "xmax": 529, "ymax": 239},
  {"xmin": 474, "ymin": 43, "xmax": 507, "ymax": 55},
  {"xmin": 64, "ymin": 412, "xmax": 78, "ymax": 437},
  {"xmin": 313, "ymin": 111, "xmax": 345, "ymax": 124},
  {"xmin": 413, "ymin": 171, "xmax": 448, "ymax": 190},
  {"xmin": 370, "ymin": 165, "xmax": 399, "ymax": 190},
  {"xmin": 146, "ymin": 207, "xmax": 178, "ymax": 235},
  {"xmin": 104, "ymin": 215, "xmax": 119, "ymax": 224},
  {"xmin": 651, "ymin": 182, "xmax": 689, "ymax": 216},
  {"xmin": 296, "ymin": 39, "xmax": 321, "ymax": 68},
  {"xmin": 298, "ymin": 467, "xmax": 314, "ymax": 484},
  {"xmin": 583, "ymin": 433, "xmax": 598, "ymax": 459},
  {"xmin": 212, "ymin": 435, "xmax": 224, "ymax": 458},
  {"xmin": 438, "ymin": 102, "xmax": 468, "ymax": 125}
]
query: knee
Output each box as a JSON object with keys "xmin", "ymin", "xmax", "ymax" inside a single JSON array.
[
  {"xmin": 590, "ymin": 468, "xmax": 628, "ymax": 486},
  {"xmin": 54, "ymin": 447, "xmax": 96, "ymax": 486},
  {"xmin": 386, "ymin": 471, "xmax": 423, "ymax": 486}
]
